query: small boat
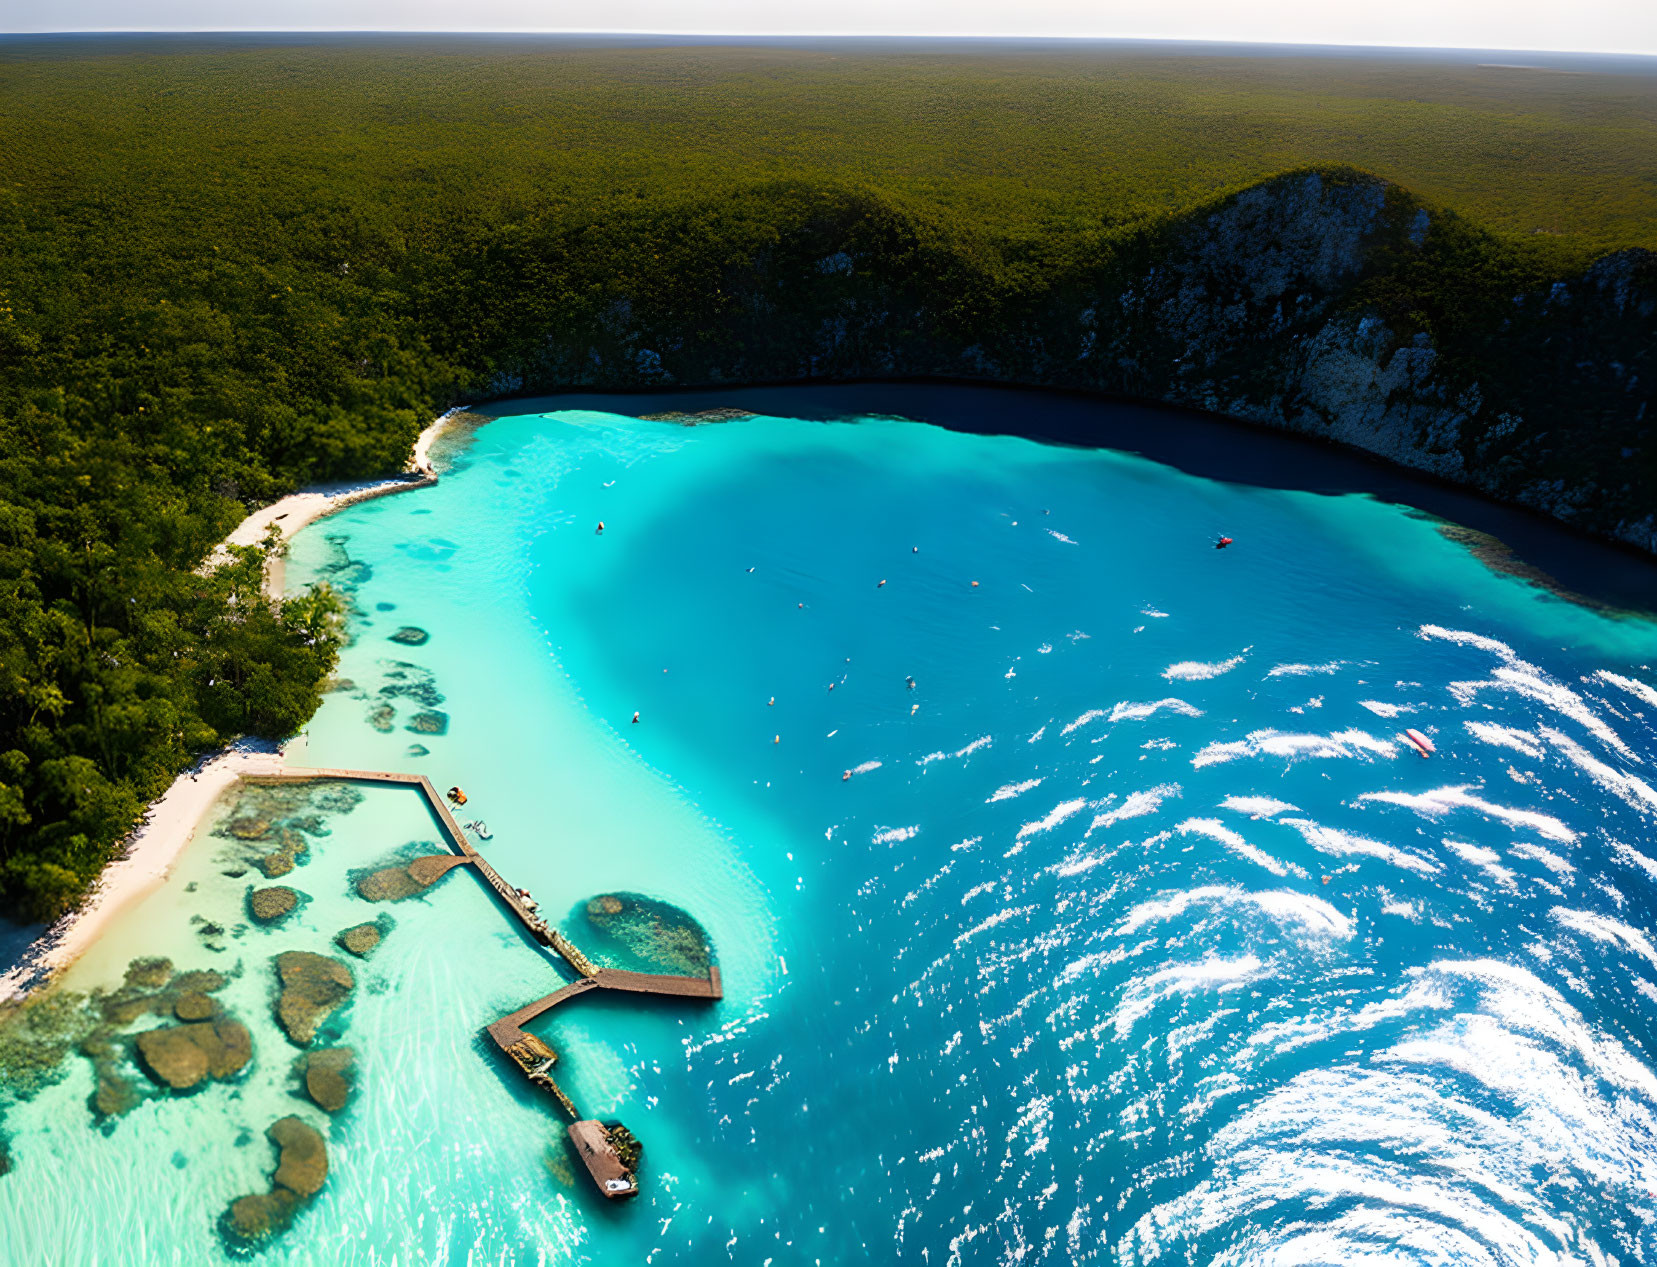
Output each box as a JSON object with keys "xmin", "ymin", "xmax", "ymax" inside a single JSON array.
[{"xmin": 1403, "ymin": 728, "xmax": 1436, "ymax": 758}]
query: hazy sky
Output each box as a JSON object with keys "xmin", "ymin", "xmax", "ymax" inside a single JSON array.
[{"xmin": 3, "ymin": 0, "xmax": 1652, "ymax": 57}]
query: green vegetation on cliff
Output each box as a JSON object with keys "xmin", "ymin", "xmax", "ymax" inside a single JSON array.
[{"xmin": 0, "ymin": 35, "xmax": 1652, "ymax": 922}]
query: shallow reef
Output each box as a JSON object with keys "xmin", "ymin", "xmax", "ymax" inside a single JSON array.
[
  {"xmin": 334, "ymin": 918, "xmax": 389, "ymax": 958},
  {"xmin": 299, "ymin": 1047, "xmax": 356, "ymax": 1114},
  {"xmin": 220, "ymin": 1116, "xmax": 329, "ymax": 1251},
  {"xmin": 577, "ymin": 892, "xmax": 713, "ymax": 976},
  {"xmin": 273, "ymin": 952, "xmax": 355, "ymax": 1047}
]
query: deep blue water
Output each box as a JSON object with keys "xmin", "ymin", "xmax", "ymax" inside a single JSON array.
[{"xmin": 5, "ymin": 395, "xmax": 1657, "ymax": 1266}]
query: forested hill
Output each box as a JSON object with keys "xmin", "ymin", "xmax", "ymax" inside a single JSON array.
[{"xmin": 0, "ymin": 36, "xmax": 1653, "ymax": 921}]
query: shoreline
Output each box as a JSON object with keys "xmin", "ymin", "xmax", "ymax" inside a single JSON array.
[{"xmin": 0, "ymin": 408, "xmax": 468, "ymax": 1002}]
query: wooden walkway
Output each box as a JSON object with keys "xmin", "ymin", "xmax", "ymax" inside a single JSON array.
[
  {"xmin": 246, "ymin": 767, "xmax": 557, "ymax": 947},
  {"xmin": 485, "ymin": 965, "xmax": 723, "ymax": 1050},
  {"xmin": 244, "ymin": 764, "xmax": 723, "ymax": 1199}
]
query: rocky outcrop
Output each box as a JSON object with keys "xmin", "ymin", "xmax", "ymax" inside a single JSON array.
[
  {"xmin": 479, "ymin": 169, "xmax": 1655, "ymax": 554},
  {"xmin": 221, "ymin": 1116, "xmax": 329, "ymax": 1248},
  {"xmin": 335, "ymin": 922, "xmax": 382, "ymax": 957},
  {"xmin": 273, "ymin": 952, "xmax": 354, "ymax": 1047},
  {"xmin": 301, "ymin": 1047, "xmax": 356, "ymax": 1113},
  {"xmin": 134, "ymin": 1017, "xmax": 251, "ymax": 1090},
  {"xmin": 249, "ymin": 886, "xmax": 299, "ymax": 924}
]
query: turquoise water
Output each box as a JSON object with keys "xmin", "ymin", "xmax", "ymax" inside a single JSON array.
[{"xmin": 5, "ymin": 399, "xmax": 1657, "ymax": 1265}]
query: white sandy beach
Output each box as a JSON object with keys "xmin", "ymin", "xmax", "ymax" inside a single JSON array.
[{"xmin": 0, "ymin": 407, "xmax": 469, "ymax": 1000}]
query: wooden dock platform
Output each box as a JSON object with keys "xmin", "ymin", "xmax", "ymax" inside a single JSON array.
[
  {"xmin": 568, "ymin": 1120, "xmax": 639, "ymax": 1198},
  {"xmin": 240, "ymin": 765, "xmax": 723, "ymax": 1202},
  {"xmin": 246, "ymin": 767, "xmax": 555, "ymax": 946}
]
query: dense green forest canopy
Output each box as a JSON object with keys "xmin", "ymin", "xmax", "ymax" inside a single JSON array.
[{"xmin": 0, "ymin": 35, "xmax": 1653, "ymax": 923}]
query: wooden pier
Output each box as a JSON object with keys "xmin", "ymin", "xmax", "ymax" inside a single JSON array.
[
  {"xmin": 243, "ymin": 765, "xmax": 723, "ymax": 1201},
  {"xmin": 245, "ymin": 767, "xmax": 556, "ymax": 945}
]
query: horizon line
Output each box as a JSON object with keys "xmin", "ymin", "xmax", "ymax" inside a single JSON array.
[{"xmin": 2, "ymin": 30, "xmax": 1654, "ymax": 59}]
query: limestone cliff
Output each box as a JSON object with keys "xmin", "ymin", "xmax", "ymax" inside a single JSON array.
[{"xmin": 480, "ymin": 170, "xmax": 1655, "ymax": 552}]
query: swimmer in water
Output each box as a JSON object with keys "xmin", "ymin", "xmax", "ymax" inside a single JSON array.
[
  {"xmin": 596, "ymin": 521, "xmax": 605, "ymax": 534},
  {"xmin": 1215, "ymin": 536, "xmax": 1233, "ymax": 549},
  {"xmin": 878, "ymin": 579, "xmax": 886, "ymax": 587},
  {"xmin": 906, "ymin": 676, "xmax": 915, "ymax": 690},
  {"xmin": 843, "ymin": 770, "xmax": 851, "ymax": 781},
  {"xmin": 631, "ymin": 711, "xmax": 640, "ymax": 724}
]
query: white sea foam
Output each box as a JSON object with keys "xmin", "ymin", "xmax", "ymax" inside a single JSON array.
[
  {"xmin": 1266, "ymin": 661, "xmax": 1343, "ymax": 677},
  {"xmin": 1163, "ymin": 651, "xmax": 1249, "ymax": 681},
  {"xmin": 987, "ymin": 778, "xmax": 1042, "ymax": 803},
  {"xmin": 872, "ymin": 825, "xmax": 919, "ymax": 845},
  {"xmin": 1177, "ymin": 817, "xmax": 1299, "ymax": 877},
  {"xmin": 1111, "ymin": 955, "xmax": 1263, "ymax": 1038},
  {"xmin": 1088, "ymin": 784, "xmax": 1181, "ymax": 835},
  {"xmin": 1552, "ymin": 906, "xmax": 1657, "ymax": 971},
  {"xmin": 1449, "ymin": 656, "xmax": 1635, "ymax": 759},
  {"xmin": 1358, "ymin": 785, "xmax": 1576, "ymax": 844},
  {"xmin": 917, "ymin": 736, "xmax": 992, "ymax": 766},
  {"xmin": 1109, "ymin": 698, "xmax": 1204, "ymax": 722},
  {"xmin": 1016, "ymin": 798, "xmax": 1091, "ymax": 840},
  {"xmin": 1597, "ymin": 669, "xmax": 1657, "ymax": 710},
  {"xmin": 1539, "ymin": 725, "xmax": 1657, "ymax": 814},
  {"xmin": 1219, "ymin": 795, "xmax": 1297, "ymax": 819},
  {"xmin": 1442, "ymin": 838, "xmax": 1518, "ymax": 890},
  {"xmin": 1192, "ymin": 727, "xmax": 1398, "ymax": 768},
  {"xmin": 1358, "ymin": 699, "xmax": 1409, "ymax": 718},
  {"xmin": 1061, "ymin": 709, "xmax": 1106, "ymax": 736},
  {"xmin": 1280, "ymin": 817, "xmax": 1441, "ymax": 876},
  {"xmin": 1115, "ymin": 885, "xmax": 1353, "ymax": 939},
  {"xmin": 1464, "ymin": 721, "xmax": 1545, "ymax": 758}
]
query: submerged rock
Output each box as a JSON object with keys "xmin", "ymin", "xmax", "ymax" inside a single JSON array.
[
  {"xmin": 227, "ymin": 817, "xmax": 271, "ymax": 841},
  {"xmin": 135, "ymin": 1018, "xmax": 252, "ymax": 1090},
  {"xmin": 257, "ymin": 851, "xmax": 295, "ymax": 879},
  {"xmin": 354, "ymin": 866, "xmax": 422, "ymax": 903},
  {"xmin": 311, "ymin": 783, "xmax": 364, "ymax": 815},
  {"xmin": 171, "ymin": 969, "xmax": 229, "ymax": 995},
  {"xmin": 94, "ymin": 1069, "xmax": 142, "ymax": 1118},
  {"xmin": 174, "ymin": 992, "xmax": 215, "ymax": 1022},
  {"xmin": 249, "ymin": 886, "xmax": 299, "ymax": 924},
  {"xmin": 269, "ymin": 1116, "xmax": 328, "ymax": 1196},
  {"xmin": 389, "ymin": 626, "xmax": 430, "ymax": 645},
  {"xmin": 224, "ymin": 1189, "xmax": 300, "ymax": 1242},
  {"xmin": 255, "ymin": 828, "xmax": 309, "ymax": 880},
  {"xmin": 366, "ymin": 703, "xmax": 396, "ymax": 733},
  {"xmin": 124, "ymin": 958, "xmax": 173, "ymax": 990},
  {"xmin": 100, "ymin": 992, "xmax": 161, "ymax": 1026},
  {"xmin": 274, "ymin": 952, "xmax": 354, "ymax": 1046},
  {"xmin": 579, "ymin": 891, "xmax": 713, "ymax": 975},
  {"xmin": 406, "ymin": 743, "xmax": 430, "ymax": 758},
  {"xmin": 220, "ymin": 1117, "xmax": 328, "ymax": 1248},
  {"xmin": 302, "ymin": 1048, "xmax": 356, "ymax": 1113},
  {"xmin": 334, "ymin": 923, "xmax": 382, "ymax": 958},
  {"xmin": 406, "ymin": 710, "xmax": 449, "ymax": 735}
]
